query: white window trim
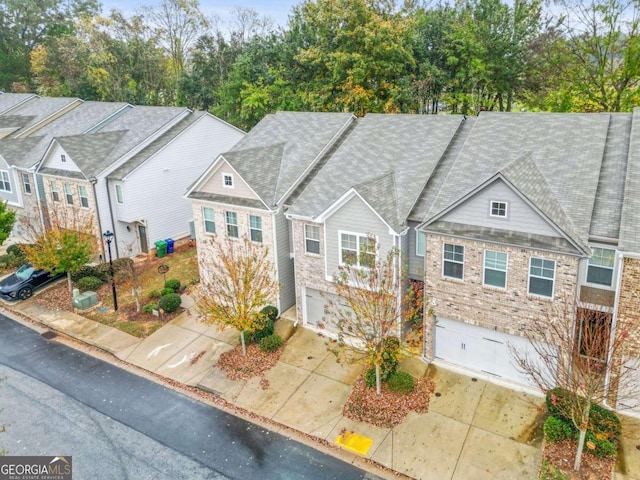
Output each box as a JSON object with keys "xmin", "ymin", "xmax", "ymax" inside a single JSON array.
[
  {"xmin": 528, "ymin": 256, "xmax": 556, "ymax": 299},
  {"xmin": 225, "ymin": 211, "xmax": 239, "ymax": 238},
  {"xmin": 0, "ymin": 170, "xmax": 11, "ymax": 193},
  {"xmin": 483, "ymin": 249, "xmax": 508, "ymax": 289},
  {"xmin": 585, "ymin": 246, "xmax": 616, "ymax": 288},
  {"xmin": 115, "ymin": 184, "xmax": 124, "ymax": 204},
  {"xmin": 490, "ymin": 200, "xmax": 508, "ymax": 218},
  {"xmin": 22, "ymin": 173, "xmax": 31, "ymax": 195},
  {"xmin": 304, "ymin": 224, "xmax": 321, "ymax": 255},
  {"xmin": 202, "ymin": 207, "xmax": 216, "ymax": 234},
  {"xmin": 442, "ymin": 243, "xmax": 464, "ymax": 280},
  {"xmin": 249, "ymin": 214, "xmax": 263, "ymax": 243},
  {"xmin": 50, "ymin": 181, "xmax": 59, "ymax": 202},
  {"xmin": 416, "ymin": 230, "xmax": 426, "ymax": 257},
  {"xmin": 338, "ymin": 230, "xmax": 377, "ymax": 268},
  {"xmin": 78, "ymin": 185, "xmax": 89, "ymax": 208},
  {"xmin": 64, "ymin": 183, "xmax": 73, "ymax": 205},
  {"xmin": 222, "ymin": 173, "xmax": 234, "ymax": 188}
]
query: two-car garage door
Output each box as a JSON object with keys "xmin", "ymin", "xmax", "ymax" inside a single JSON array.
[{"xmin": 435, "ymin": 317, "xmax": 550, "ymax": 387}]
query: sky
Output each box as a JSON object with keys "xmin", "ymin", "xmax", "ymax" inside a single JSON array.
[{"xmin": 100, "ymin": 0, "xmax": 302, "ymax": 29}]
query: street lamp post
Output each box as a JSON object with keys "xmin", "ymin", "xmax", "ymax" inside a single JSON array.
[{"xmin": 103, "ymin": 230, "xmax": 118, "ymax": 311}]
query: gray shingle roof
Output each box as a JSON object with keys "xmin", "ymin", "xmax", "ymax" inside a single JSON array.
[
  {"xmin": 188, "ymin": 191, "xmax": 267, "ymax": 210},
  {"xmin": 0, "ymin": 115, "xmax": 34, "ymax": 130},
  {"xmin": 0, "ymin": 136, "xmax": 44, "ymax": 167},
  {"xmin": 51, "ymin": 131, "xmax": 126, "ymax": 179},
  {"xmin": 0, "ymin": 93, "xmax": 37, "ymax": 114},
  {"xmin": 223, "ymin": 111, "xmax": 355, "ymax": 206},
  {"xmin": 3, "ymin": 96, "xmax": 81, "ymax": 134},
  {"xmin": 425, "ymin": 112, "xmax": 612, "ymax": 246},
  {"xmin": 288, "ymin": 113, "xmax": 464, "ymax": 231},
  {"xmin": 619, "ymin": 108, "xmax": 640, "ymax": 252},
  {"xmin": 108, "ymin": 111, "xmax": 205, "ymax": 180}
]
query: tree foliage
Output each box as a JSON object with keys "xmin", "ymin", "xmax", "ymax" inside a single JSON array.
[
  {"xmin": 0, "ymin": 201, "xmax": 16, "ymax": 246},
  {"xmin": 510, "ymin": 297, "xmax": 639, "ymax": 472},
  {"xmin": 324, "ymin": 239, "xmax": 420, "ymax": 395},
  {"xmin": 195, "ymin": 237, "xmax": 279, "ymax": 356}
]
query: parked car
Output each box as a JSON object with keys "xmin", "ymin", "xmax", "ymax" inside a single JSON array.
[{"xmin": 0, "ymin": 264, "xmax": 65, "ymax": 300}]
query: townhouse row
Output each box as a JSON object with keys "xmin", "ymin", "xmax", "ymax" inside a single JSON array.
[{"xmin": 187, "ymin": 110, "xmax": 640, "ymax": 412}]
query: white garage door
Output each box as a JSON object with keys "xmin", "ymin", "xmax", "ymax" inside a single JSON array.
[{"xmin": 435, "ymin": 317, "xmax": 550, "ymax": 387}]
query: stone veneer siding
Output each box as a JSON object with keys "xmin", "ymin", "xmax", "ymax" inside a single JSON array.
[
  {"xmin": 423, "ymin": 234, "xmax": 580, "ymax": 359},
  {"xmin": 616, "ymin": 257, "xmax": 640, "ymax": 358}
]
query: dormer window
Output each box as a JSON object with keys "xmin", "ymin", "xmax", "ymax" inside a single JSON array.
[
  {"xmin": 223, "ymin": 173, "xmax": 234, "ymax": 188},
  {"xmin": 60, "ymin": 154, "xmax": 66, "ymax": 162},
  {"xmin": 490, "ymin": 200, "xmax": 507, "ymax": 218}
]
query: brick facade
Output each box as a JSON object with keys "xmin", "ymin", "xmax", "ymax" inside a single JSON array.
[
  {"xmin": 616, "ymin": 257, "xmax": 640, "ymax": 358},
  {"xmin": 423, "ymin": 234, "xmax": 580, "ymax": 358}
]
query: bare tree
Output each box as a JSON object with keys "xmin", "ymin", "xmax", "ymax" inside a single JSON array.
[
  {"xmin": 511, "ymin": 296, "xmax": 639, "ymax": 471},
  {"xmin": 195, "ymin": 236, "xmax": 279, "ymax": 356},
  {"xmin": 115, "ymin": 241, "xmax": 143, "ymax": 313},
  {"xmin": 324, "ymin": 240, "xmax": 420, "ymax": 394}
]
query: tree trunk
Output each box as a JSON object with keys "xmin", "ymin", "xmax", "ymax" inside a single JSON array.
[
  {"xmin": 375, "ymin": 364, "xmax": 381, "ymax": 395},
  {"xmin": 240, "ymin": 330, "xmax": 247, "ymax": 357},
  {"xmin": 67, "ymin": 272, "xmax": 72, "ymax": 293},
  {"xmin": 574, "ymin": 428, "xmax": 587, "ymax": 471},
  {"xmin": 133, "ymin": 287, "xmax": 141, "ymax": 313}
]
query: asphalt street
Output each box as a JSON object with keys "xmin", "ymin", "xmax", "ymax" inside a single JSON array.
[{"xmin": 0, "ymin": 314, "xmax": 376, "ymax": 480}]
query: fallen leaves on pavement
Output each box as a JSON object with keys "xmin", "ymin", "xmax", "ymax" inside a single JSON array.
[
  {"xmin": 218, "ymin": 343, "xmax": 283, "ymax": 386},
  {"xmin": 542, "ymin": 439, "xmax": 614, "ymax": 480}
]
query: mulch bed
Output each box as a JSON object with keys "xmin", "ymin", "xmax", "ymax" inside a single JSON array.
[
  {"xmin": 542, "ymin": 439, "xmax": 614, "ymax": 480},
  {"xmin": 217, "ymin": 343, "xmax": 284, "ymax": 387},
  {"xmin": 343, "ymin": 377, "xmax": 435, "ymax": 428}
]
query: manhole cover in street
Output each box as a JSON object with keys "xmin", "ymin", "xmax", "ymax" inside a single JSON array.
[{"xmin": 41, "ymin": 331, "xmax": 57, "ymax": 340}]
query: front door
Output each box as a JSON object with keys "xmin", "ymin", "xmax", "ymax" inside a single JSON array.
[{"xmin": 138, "ymin": 225, "xmax": 148, "ymax": 253}]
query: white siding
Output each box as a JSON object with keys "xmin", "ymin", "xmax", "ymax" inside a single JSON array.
[
  {"xmin": 407, "ymin": 221, "xmax": 424, "ymax": 279},
  {"xmin": 275, "ymin": 211, "xmax": 295, "ymax": 311},
  {"xmin": 441, "ymin": 179, "xmax": 561, "ymax": 238},
  {"xmin": 199, "ymin": 159, "xmax": 259, "ymax": 201},
  {"xmin": 113, "ymin": 115, "xmax": 244, "ymax": 252},
  {"xmin": 325, "ymin": 195, "xmax": 395, "ymax": 277},
  {"xmin": 46, "ymin": 145, "xmax": 82, "ymax": 173}
]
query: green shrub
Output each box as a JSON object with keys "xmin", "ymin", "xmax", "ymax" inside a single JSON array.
[
  {"xmin": 243, "ymin": 317, "xmax": 275, "ymax": 344},
  {"xmin": 6, "ymin": 244, "xmax": 26, "ymax": 258},
  {"xmin": 260, "ymin": 305, "xmax": 279, "ymax": 322},
  {"xmin": 164, "ymin": 279, "xmax": 181, "ymax": 291},
  {"xmin": 543, "ymin": 415, "xmax": 575, "ymax": 442},
  {"xmin": 388, "ymin": 371, "xmax": 415, "ymax": 394},
  {"xmin": 379, "ymin": 337, "xmax": 401, "ymax": 381},
  {"xmin": 147, "ymin": 289, "xmax": 162, "ymax": 299},
  {"xmin": 142, "ymin": 303, "xmax": 158, "ymax": 313},
  {"xmin": 112, "ymin": 257, "xmax": 134, "ymax": 274},
  {"xmin": 158, "ymin": 293, "xmax": 182, "ymax": 312},
  {"xmin": 160, "ymin": 287, "xmax": 175, "ymax": 296},
  {"xmin": 585, "ymin": 431, "xmax": 618, "ymax": 458},
  {"xmin": 259, "ymin": 334, "xmax": 283, "ymax": 353},
  {"xmin": 0, "ymin": 253, "xmax": 25, "ymax": 269},
  {"xmin": 76, "ymin": 276, "xmax": 103, "ymax": 291},
  {"xmin": 364, "ymin": 368, "xmax": 377, "ymax": 388},
  {"xmin": 71, "ymin": 265, "xmax": 107, "ymax": 282}
]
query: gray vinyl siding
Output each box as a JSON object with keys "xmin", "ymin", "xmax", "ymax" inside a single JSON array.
[
  {"xmin": 0, "ymin": 168, "xmax": 20, "ymax": 206},
  {"xmin": 325, "ymin": 195, "xmax": 394, "ymax": 277},
  {"xmin": 275, "ymin": 211, "xmax": 295, "ymax": 311},
  {"xmin": 441, "ymin": 179, "xmax": 560, "ymax": 238},
  {"xmin": 407, "ymin": 221, "xmax": 425, "ymax": 280}
]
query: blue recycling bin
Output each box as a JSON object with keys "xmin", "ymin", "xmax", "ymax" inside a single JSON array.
[{"xmin": 165, "ymin": 238, "xmax": 175, "ymax": 254}]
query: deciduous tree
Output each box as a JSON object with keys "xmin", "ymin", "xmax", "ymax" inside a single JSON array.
[
  {"xmin": 195, "ymin": 237, "xmax": 279, "ymax": 356},
  {"xmin": 324, "ymin": 239, "xmax": 420, "ymax": 394},
  {"xmin": 0, "ymin": 201, "xmax": 16, "ymax": 246},
  {"xmin": 511, "ymin": 297, "xmax": 639, "ymax": 471}
]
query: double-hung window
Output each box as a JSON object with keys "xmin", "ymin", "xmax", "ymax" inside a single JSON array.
[
  {"xmin": 305, "ymin": 225, "xmax": 320, "ymax": 254},
  {"xmin": 225, "ymin": 211, "xmax": 238, "ymax": 238},
  {"xmin": 416, "ymin": 231, "xmax": 426, "ymax": 257},
  {"xmin": 587, "ymin": 247, "xmax": 615, "ymax": 287},
  {"xmin": 529, "ymin": 257, "xmax": 555, "ymax": 298},
  {"xmin": 443, "ymin": 244, "xmax": 464, "ymax": 279},
  {"xmin": 484, "ymin": 250, "xmax": 507, "ymax": 288},
  {"xmin": 64, "ymin": 183, "xmax": 73, "ymax": 205},
  {"xmin": 50, "ymin": 181, "xmax": 59, "ymax": 202},
  {"xmin": 78, "ymin": 185, "xmax": 89, "ymax": 208},
  {"xmin": 249, "ymin": 215, "xmax": 262, "ymax": 243},
  {"xmin": 203, "ymin": 207, "xmax": 216, "ymax": 234},
  {"xmin": 22, "ymin": 173, "xmax": 31, "ymax": 195},
  {"xmin": 0, "ymin": 171, "xmax": 11, "ymax": 192},
  {"xmin": 340, "ymin": 233, "xmax": 375, "ymax": 268}
]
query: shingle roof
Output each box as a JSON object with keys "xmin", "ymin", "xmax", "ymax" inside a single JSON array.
[
  {"xmin": 3, "ymin": 96, "xmax": 81, "ymax": 134},
  {"xmin": 619, "ymin": 108, "xmax": 640, "ymax": 252},
  {"xmin": 425, "ymin": 112, "xmax": 611, "ymax": 246},
  {"xmin": 0, "ymin": 136, "xmax": 44, "ymax": 167},
  {"xmin": 0, "ymin": 115, "xmax": 34, "ymax": 130},
  {"xmin": 108, "ymin": 111, "xmax": 205, "ymax": 180},
  {"xmin": 288, "ymin": 113, "xmax": 463, "ymax": 231},
  {"xmin": 51, "ymin": 131, "xmax": 126, "ymax": 179},
  {"xmin": 222, "ymin": 111, "xmax": 355, "ymax": 206},
  {"xmin": 0, "ymin": 93, "xmax": 37, "ymax": 114}
]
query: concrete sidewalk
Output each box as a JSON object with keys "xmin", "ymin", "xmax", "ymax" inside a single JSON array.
[{"xmin": 3, "ymin": 295, "xmax": 555, "ymax": 480}]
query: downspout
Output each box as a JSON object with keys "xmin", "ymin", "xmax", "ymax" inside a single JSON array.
[
  {"xmin": 603, "ymin": 251, "xmax": 625, "ymax": 408},
  {"xmin": 270, "ymin": 208, "xmax": 281, "ymax": 314},
  {"xmin": 290, "ymin": 218, "xmax": 299, "ymax": 327},
  {"xmin": 104, "ymin": 178, "xmax": 119, "ymax": 258},
  {"xmin": 90, "ymin": 177, "xmax": 106, "ymax": 260},
  {"xmin": 396, "ymin": 234, "xmax": 402, "ymax": 340}
]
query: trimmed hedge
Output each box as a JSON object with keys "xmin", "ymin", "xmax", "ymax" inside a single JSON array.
[
  {"xmin": 71, "ymin": 265, "xmax": 108, "ymax": 283},
  {"xmin": 160, "ymin": 287, "xmax": 175, "ymax": 297},
  {"xmin": 260, "ymin": 305, "xmax": 279, "ymax": 322},
  {"xmin": 6, "ymin": 244, "xmax": 26, "ymax": 258},
  {"xmin": 243, "ymin": 317, "xmax": 275, "ymax": 344},
  {"xmin": 164, "ymin": 279, "xmax": 181, "ymax": 291},
  {"xmin": 142, "ymin": 303, "xmax": 158, "ymax": 314},
  {"xmin": 76, "ymin": 276, "xmax": 103, "ymax": 291},
  {"xmin": 259, "ymin": 334, "xmax": 283, "ymax": 353},
  {"xmin": 543, "ymin": 415, "xmax": 574, "ymax": 442},
  {"xmin": 158, "ymin": 293, "xmax": 182, "ymax": 312},
  {"xmin": 388, "ymin": 371, "xmax": 415, "ymax": 394},
  {"xmin": 0, "ymin": 253, "xmax": 26, "ymax": 269}
]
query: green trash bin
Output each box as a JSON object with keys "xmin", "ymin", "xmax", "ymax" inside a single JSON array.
[{"xmin": 155, "ymin": 240, "xmax": 167, "ymax": 258}]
